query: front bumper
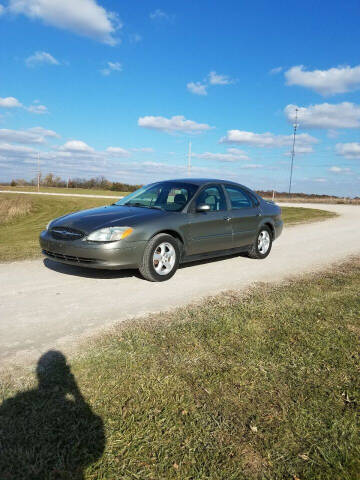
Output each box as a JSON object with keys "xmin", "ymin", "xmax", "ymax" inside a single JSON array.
[
  {"xmin": 274, "ymin": 219, "xmax": 283, "ymax": 240},
  {"xmin": 39, "ymin": 230, "xmax": 146, "ymax": 270}
]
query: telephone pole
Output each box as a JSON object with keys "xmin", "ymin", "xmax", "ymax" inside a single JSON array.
[
  {"xmin": 288, "ymin": 108, "xmax": 298, "ymax": 197},
  {"xmin": 187, "ymin": 140, "xmax": 192, "ymax": 176},
  {"xmin": 37, "ymin": 151, "xmax": 40, "ymax": 192}
]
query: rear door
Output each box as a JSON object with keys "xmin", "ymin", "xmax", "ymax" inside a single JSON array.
[
  {"xmin": 186, "ymin": 184, "xmax": 233, "ymax": 255},
  {"xmin": 224, "ymin": 185, "xmax": 261, "ymax": 247}
]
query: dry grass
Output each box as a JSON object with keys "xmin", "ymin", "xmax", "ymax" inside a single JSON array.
[{"xmin": 0, "ymin": 196, "xmax": 33, "ymax": 224}]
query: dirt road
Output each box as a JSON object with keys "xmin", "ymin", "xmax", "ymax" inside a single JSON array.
[{"xmin": 1, "ymin": 203, "xmax": 359, "ymax": 366}]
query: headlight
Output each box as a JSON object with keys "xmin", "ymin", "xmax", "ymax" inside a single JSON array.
[{"xmin": 87, "ymin": 226, "xmax": 133, "ymax": 242}]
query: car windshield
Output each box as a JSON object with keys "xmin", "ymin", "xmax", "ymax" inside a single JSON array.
[{"xmin": 114, "ymin": 182, "xmax": 198, "ymax": 212}]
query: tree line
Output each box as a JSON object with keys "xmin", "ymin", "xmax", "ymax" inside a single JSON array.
[{"xmin": 9, "ymin": 173, "xmax": 141, "ymax": 192}]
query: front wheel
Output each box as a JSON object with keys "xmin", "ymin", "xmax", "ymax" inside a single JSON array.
[
  {"xmin": 139, "ymin": 233, "xmax": 180, "ymax": 282},
  {"xmin": 247, "ymin": 226, "xmax": 272, "ymax": 259}
]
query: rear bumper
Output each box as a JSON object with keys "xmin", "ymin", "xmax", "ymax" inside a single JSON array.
[{"xmin": 39, "ymin": 231, "xmax": 146, "ymax": 270}]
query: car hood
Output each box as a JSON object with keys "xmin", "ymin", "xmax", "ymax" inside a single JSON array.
[{"xmin": 50, "ymin": 205, "xmax": 166, "ymax": 234}]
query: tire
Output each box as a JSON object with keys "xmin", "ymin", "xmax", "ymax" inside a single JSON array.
[
  {"xmin": 247, "ymin": 226, "xmax": 272, "ymax": 259},
  {"xmin": 139, "ymin": 233, "xmax": 180, "ymax": 282}
]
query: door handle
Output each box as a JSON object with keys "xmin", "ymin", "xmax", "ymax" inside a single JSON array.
[{"xmin": 224, "ymin": 216, "xmax": 231, "ymax": 221}]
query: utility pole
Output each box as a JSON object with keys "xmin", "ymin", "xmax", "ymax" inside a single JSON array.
[
  {"xmin": 37, "ymin": 151, "xmax": 40, "ymax": 192},
  {"xmin": 187, "ymin": 140, "xmax": 192, "ymax": 176},
  {"xmin": 288, "ymin": 108, "xmax": 298, "ymax": 197}
]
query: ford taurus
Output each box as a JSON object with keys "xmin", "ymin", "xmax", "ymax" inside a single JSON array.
[{"xmin": 40, "ymin": 179, "xmax": 283, "ymax": 281}]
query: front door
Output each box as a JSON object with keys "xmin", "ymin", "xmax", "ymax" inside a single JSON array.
[
  {"xmin": 186, "ymin": 185, "xmax": 233, "ymax": 255},
  {"xmin": 224, "ymin": 185, "xmax": 260, "ymax": 247}
]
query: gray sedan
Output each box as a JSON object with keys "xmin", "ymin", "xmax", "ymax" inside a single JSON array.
[{"xmin": 40, "ymin": 179, "xmax": 283, "ymax": 281}]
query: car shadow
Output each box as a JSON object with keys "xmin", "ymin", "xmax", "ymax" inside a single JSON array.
[
  {"xmin": 179, "ymin": 252, "xmax": 247, "ymax": 270},
  {"xmin": 44, "ymin": 253, "xmax": 248, "ymax": 280},
  {"xmin": 43, "ymin": 258, "xmax": 142, "ymax": 280},
  {"xmin": 0, "ymin": 350, "xmax": 105, "ymax": 479}
]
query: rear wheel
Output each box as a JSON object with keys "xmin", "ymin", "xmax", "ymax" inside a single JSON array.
[
  {"xmin": 139, "ymin": 233, "xmax": 180, "ymax": 282},
  {"xmin": 247, "ymin": 226, "xmax": 272, "ymax": 259}
]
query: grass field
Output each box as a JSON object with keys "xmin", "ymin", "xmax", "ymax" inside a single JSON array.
[
  {"xmin": 1, "ymin": 258, "xmax": 359, "ymax": 479},
  {"xmin": 0, "ymin": 185, "xmax": 127, "ymax": 197},
  {"xmin": 0, "ymin": 193, "xmax": 336, "ymax": 262},
  {"xmin": 266, "ymin": 196, "xmax": 360, "ymax": 205}
]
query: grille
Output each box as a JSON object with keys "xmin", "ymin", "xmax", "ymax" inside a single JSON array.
[
  {"xmin": 50, "ymin": 226, "xmax": 84, "ymax": 241},
  {"xmin": 43, "ymin": 250, "xmax": 98, "ymax": 264}
]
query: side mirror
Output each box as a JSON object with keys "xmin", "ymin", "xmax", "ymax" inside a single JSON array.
[{"xmin": 196, "ymin": 203, "xmax": 211, "ymax": 212}]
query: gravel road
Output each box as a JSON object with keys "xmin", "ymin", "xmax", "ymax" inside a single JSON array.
[{"xmin": 1, "ymin": 203, "xmax": 359, "ymax": 367}]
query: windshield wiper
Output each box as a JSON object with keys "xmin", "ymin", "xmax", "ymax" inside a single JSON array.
[{"xmin": 125, "ymin": 202, "xmax": 163, "ymax": 210}]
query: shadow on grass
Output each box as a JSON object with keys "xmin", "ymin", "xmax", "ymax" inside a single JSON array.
[{"xmin": 0, "ymin": 351, "xmax": 105, "ymax": 479}]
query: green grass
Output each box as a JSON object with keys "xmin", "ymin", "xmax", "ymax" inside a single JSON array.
[
  {"xmin": 0, "ymin": 194, "xmax": 108, "ymax": 261},
  {"xmin": 281, "ymin": 206, "xmax": 336, "ymax": 225},
  {"xmin": 1, "ymin": 259, "xmax": 359, "ymax": 479},
  {"xmin": 0, "ymin": 185, "xmax": 128, "ymax": 197},
  {"xmin": 0, "ymin": 193, "xmax": 336, "ymax": 262}
]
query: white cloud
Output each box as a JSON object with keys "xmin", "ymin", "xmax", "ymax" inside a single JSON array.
[
  {"xmin": 0, "ymin": 96, "xmax": 23, "ymax": 108},
  {"xmin": 25, "ymin": 51, "xmax": 60, "ymax": 67},
  {"xmin": 8, "ymin": 0, "xmax": 121, "ymax": 45},
  {"xmin": 220, "ymin": 130, "xmax": 318, "ymax": 150},
  {"xmin": 0, "ymin": 96, "xmax": 49, "ymax": 114},
  {"xmin": 0, "ymin": 127, "xmax": 58, "ymax": 144},
  {"xmin": 285, "ymin": 65, "xmax": 360, "ymax": 95},
  {"xmin": 329, "ymin": 166, "xmax": 351, "ymax": 173},
  {"xmin": 283, "ymin": 145, "xmax": 314, "ymax": 156},
  {"xmin": 100, "ymin": 61, "xmax": 122, "ymax": 76},
  {"xmin": 336, "ymin": 142, "xmax": 360, "ymax": 159},
  {"xmin": 106, "ymin": 146, "xmax": 130, "ymax": 157},
  {"xmin": 188, "ymin": 71, "xmax": 236, "ymax": 95},
  {"xmin": 27, "ymin": 104, "xmax": 48, "ymax": 115},
  {"xmin": 208, "ymin": 71, "xmax": 235, "ymax": 85},
  {"xmin": 269, "ymin": 66, "xmax": 283, "ymax": 75},
  {"xmin": 193, "ymin": 148, "xmax": 249, "ymax": 162},
  {"xmin": 0, "ymin": 4, "xmax": 5, "ymax": 15},
  {"xmin": 0, "ymin": 142, "xmax": 36, "ymax": 156},
  {"xmin": 187, "ymin": 81, "xmax": 207, "ymax": 96},
  {"xmin": 149, "ymin": 9, "xmax": 173, "ymax": 21},
  {"xmin": 59, "ymin": 140, "xmax": 94, "ymax": 153},
  {"xmin": 53, "ymin": 141, "xmax": 131, "ymax": 160},
  {"xmin": 131, "ymin": 147, "xmax": 154, "ymax": 153},
  {"xmin": 285, "ymin": 102, "xmax": 360, "ymax": 129},
  {"xmin": 138, "ymin": 115, "xmax": 214, "ymax": 134}
]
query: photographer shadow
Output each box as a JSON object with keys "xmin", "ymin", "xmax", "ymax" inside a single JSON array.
[{"xmin": 0, "ymin": 351, "xmax": 105, "ymax": 480}]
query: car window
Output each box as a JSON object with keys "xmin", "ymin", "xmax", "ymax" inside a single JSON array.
[
  {"xmin": 116, "ymin": 182, "xmax": 198, "ymax": 212},
  {"xmin": 196, "ymin": 186, "xmax": 227, "ymax": 212},
  {"xmin": 165, "ymin": 187, "xmax": 192, "ymax": 211},
  {"xmin": 225, "ymin": 185, "xmax": 252, "ymax": 209}
]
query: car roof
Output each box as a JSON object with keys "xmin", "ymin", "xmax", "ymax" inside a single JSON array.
[{"xmin": 161, "ymin": 178, "xmax": 242, "ymax": 187}]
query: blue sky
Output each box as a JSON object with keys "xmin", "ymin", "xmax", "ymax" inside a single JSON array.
[{"xmin": 0, "ymin": 0, "xmax": 360, "ymax": 196}]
